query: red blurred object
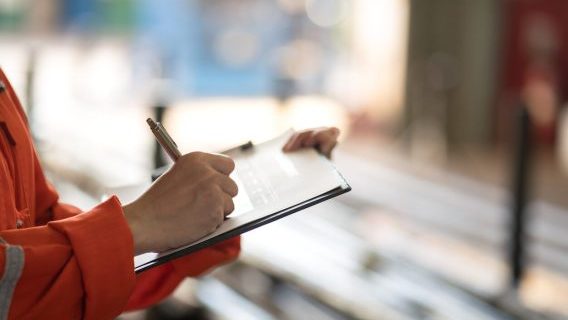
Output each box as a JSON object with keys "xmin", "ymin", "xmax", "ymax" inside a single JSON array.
[{"xmin": 498, "ymin": 0, "xmax": 568, "ymax": 146}]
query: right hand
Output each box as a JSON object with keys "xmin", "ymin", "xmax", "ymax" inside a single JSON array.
[{"xmin": 123, "ymin": 152, "xmax": 238, "ymax": 254}]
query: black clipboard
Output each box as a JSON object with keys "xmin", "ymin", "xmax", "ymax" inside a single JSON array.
[
  {"xmin": 135, "ymin": 184, "xmax": 350, "ymax": 273},
  {"xmin": 136, "ymin": 138, "xmax": 351, "ymax": 273}
]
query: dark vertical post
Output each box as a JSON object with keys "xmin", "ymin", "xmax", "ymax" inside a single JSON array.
[
  {"xmin": 152, "ymin": 105, "xmax": 167, "ymax": 169},
  {"xmin": 509, "ymin": 105, "xmax": 532, "ymax": 289}
]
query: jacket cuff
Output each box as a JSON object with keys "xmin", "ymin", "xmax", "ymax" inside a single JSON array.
[
  {"xmin": 48, "ymin": 196, "xmax": 136, "ymax": 320},
  {"xmin": 171, "ymin": 236, "xmax": 241, "ymax": 277}
]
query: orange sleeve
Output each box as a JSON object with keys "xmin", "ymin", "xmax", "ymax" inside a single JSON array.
[
  {"xmin": 31, "ymin": 155, "xmax": 241, "ymax": 313},
  {"xmin": 0, "ymin": 196, "xmax": 136, "ymax": 320},
  {"xmin": 30, "ymin": 141, "xmax": 241, "ymax": 313},
  {"xmin": 1, "ymin": 68, "xmax": 240, "ymax": 318},
  {"xmin": 125, "ymin": 236, "xmax": 241, "ymax": 311}
]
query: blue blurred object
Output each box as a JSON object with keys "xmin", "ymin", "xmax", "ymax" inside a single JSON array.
[{"xmin": 62, "ymin": 0, "xmax": 342, "ymax": 98}]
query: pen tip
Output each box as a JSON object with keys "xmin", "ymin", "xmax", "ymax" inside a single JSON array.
[{"xmin": 146, "ymin": 118, "xmax": 157, "ymax": 129}]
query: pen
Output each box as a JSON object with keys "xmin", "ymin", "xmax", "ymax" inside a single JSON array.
[{"xmin": 146, "ymin": 118, "xmax": 182, "ymax": 161}]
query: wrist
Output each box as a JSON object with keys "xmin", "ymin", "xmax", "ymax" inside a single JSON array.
[{"xmin": 122, "ymin": 202, "xmax": 150, "ymax": 255}]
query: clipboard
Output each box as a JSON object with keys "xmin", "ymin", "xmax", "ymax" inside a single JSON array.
[{"xmin": 134, "ymin": 131, "xmax": 351, "ymax": 273}]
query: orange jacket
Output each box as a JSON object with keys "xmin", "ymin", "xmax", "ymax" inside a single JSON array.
[{"xmin": 0, "ymin": 68, "xmax": 240, "ymax": 319}]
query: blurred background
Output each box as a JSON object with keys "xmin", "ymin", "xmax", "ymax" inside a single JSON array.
[{"xmin": 2, "ymin": 0, "xmax": 568, "ymax": 319}]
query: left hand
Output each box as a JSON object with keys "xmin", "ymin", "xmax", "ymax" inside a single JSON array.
[{"xmin": 282, "ymin": 127, "xmax": 340, "ymax": 159}]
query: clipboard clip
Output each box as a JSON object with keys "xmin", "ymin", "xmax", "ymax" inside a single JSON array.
[{"xmin": 221, "ymin": 140, "xmax": 253, "ymax": 154}]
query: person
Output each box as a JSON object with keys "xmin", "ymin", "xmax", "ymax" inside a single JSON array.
[{"xmin": 0, "ymin": 68, "xmax": 340, "ymax": 319}]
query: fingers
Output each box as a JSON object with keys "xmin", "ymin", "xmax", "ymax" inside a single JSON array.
[
  {"xmin": 215, "ymin": 206, "xmax": 225, "ymax": 228},
  {"xmin": 217, "ymin": 175, "xmax": 239, "ymax": 197},
  {"xmin": 218, "ymin": 176, "xmax": 237, "ymax": 216},
  {"xmin": 282, "ymin": 127, "xmax": 340, "ymax": 158},
  {"xmin": 319, "ymin": 140, "xmax": 337, "ymax": 158},
  {"xmin": 222, "ymin": 192, "xmax": 235, "ymax": 216},
  {"xmin": 283, "ymin": 131, "xmax": 312, "ymax": 152},
  {"xmin": 210, "ymin": 154, "xmax": 235, "ymax": 175},
  {"xmin": 215, "ymin": 175, "xmax": 238, "ymax": 216},
  {"xmin": 194, "ymin": 152, "xmax": 236, "ymax": 175},
  {"xmin": 312, "ymin": 128, "xmax": 339, "ymax": 158}
]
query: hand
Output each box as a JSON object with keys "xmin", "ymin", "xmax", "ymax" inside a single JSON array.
[
  {"xmin": 282, "ymin": 127, "xmax": 340, "ymax": 159},
  {"xmin": 123, "ymin": 152, "xmax": 238, "ymax": 254}
]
